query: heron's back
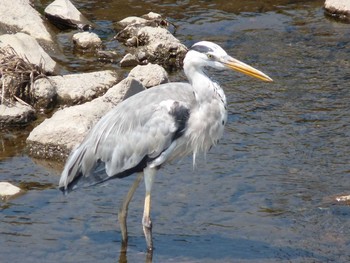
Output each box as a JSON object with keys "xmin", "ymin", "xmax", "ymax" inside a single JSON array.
[{"xmin": 59, "ymin": 82, "xmax": 195, "ymax": 192}]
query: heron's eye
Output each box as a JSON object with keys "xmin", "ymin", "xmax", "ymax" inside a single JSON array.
[{"xmin": 207, "ymin": 54, "xmax": 214, "ymax": 60}]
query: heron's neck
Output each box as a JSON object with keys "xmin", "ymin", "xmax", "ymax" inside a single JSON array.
[{"xmin": 184, "ymin": 65, "xmax": 217, "ymax": 103}]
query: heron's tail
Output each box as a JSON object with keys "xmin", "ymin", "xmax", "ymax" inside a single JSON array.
[
  {"xmin": 59, "ymin": 144, "xmax": 100, "ymax": 194},
  {"xmin": 59, "ymin": 141, "xmax": 118, "ymax": 194}
]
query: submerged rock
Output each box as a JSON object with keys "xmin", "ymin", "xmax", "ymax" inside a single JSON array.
[
  {"xmin": 335, "ymin": 194, "xmax": 350, "ymax": 205},
  {"xmin": 324, "ymin": 0, "xmax": 350, "ymax": 22},
  {"xmin": 45, "ymin": 0, "xmax": 92, "ymax": 30},
  {"xmin": 0, "ymin": 33, "xmax": 58, "ymax": 74},
  {"xmin": 0, "ymin": 0, "xmax": 54, "ymax": 44},
  {"xmin": 27, "ymin": 77, "xmax": 145, "ymax": 160}
]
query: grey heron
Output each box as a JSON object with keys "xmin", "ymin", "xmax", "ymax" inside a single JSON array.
[{"xmin": 59, "ymin": 41, "xmax": 272, "ymax": 251}]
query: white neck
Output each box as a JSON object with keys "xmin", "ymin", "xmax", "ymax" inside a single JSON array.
[{"xmin": 184, "ymin": 60, "xmax": 215, "ymax": 104}]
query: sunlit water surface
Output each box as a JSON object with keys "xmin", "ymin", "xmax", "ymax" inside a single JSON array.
[{"xmin": 1, "ymin": 0, "xmax": 350, "ymax": 262}]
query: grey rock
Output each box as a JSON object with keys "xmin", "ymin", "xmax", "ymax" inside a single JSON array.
[
  {"xmin": 128, "ymin": 64, "xmax": 169, "ymax": 88},
  {"xmin": 0, "ymin": 33, "xmax": 58, "ymax": 73},
  {"xmin": 27, "ymin": 77, "xmax": 145, "ymax": 160}
]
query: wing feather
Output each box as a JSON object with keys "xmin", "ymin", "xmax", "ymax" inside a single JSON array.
[{"xmin": 59, "ymin": 83, "xmax": 194, "ymax": 192}]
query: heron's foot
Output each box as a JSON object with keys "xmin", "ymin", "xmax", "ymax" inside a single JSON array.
[{"xmin": 142, "ymin": 217, "xmax": 153, "ymax": 251}]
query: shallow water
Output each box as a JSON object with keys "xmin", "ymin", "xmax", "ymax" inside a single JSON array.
[{"xmin": 1, "ymin": 0, "xmax": 350, "ymax": 262}]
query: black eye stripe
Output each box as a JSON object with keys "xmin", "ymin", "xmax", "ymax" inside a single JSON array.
[{"xmin": 190, "ymin": 44, "xmax": 214, "ymax": 54}]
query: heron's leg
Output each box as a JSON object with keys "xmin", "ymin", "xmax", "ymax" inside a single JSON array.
[
  {"xmin": 118, "ymin": 173, "xmax": 143, "ymax": 251},
  {"xmin": 142, "ymin": 167, "xmax": 156, "ymax": 251}
]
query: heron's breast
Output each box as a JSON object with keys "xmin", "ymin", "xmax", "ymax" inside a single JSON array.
[{"xmin": 180, "ymin": 99, "xmax": 227, "ymax": 155}]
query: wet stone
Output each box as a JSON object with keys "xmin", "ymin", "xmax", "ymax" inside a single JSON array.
[
  {"xmin": 0, "ymin": 182, "xmax": 21, "ymax": 199},
  {"xmin": 324, "ymin": 0, "xmax": 350, "ymax": 21},
  {"xmin": 45, "ymin": 0, "xmax": 92, "ymax": 30},
  {"xmin": 73, "ymin": 32, "xmax": 102, "ymax": 50},
  {"xmin": 120, "ymin": 53, "xmax": 140, "ymax": 67},
  {"xmin": 0, "ymin": 102, "xmax": 35, "ymax": 126}
]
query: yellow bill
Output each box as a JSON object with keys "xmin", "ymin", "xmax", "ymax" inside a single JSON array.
[{"xmin": 222, "ymin": 56, "xmax": 273, "ymax": 82}]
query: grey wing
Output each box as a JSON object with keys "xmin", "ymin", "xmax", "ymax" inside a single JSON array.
[{"xmin": 59, "ymin": 83, "xmax": 194, "ymax": 192}]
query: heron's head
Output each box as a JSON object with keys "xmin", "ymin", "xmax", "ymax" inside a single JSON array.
[{"xmin": 185, "ymin": 41, "xmax": 273, "ymax": 82}]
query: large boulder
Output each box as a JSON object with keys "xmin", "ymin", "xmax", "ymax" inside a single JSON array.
[
  {"xmin": 45, "ymin": 0, "xmax": 92, "ymax": 30},
  {"xmin": 0, "ymin": 0, "xmax": 54, "ymax": 44},
  {"xmin": 324, "ymin": 0, "xmax": 350, "ymax": 21},
  {"xmin": 0, "ymin": 33, "xmax": 58, "ymax": 74},
  {"xmin": 33, "ymin": 70, "xmax": 118, "ymax": 107},
  {"xmin": 27, "ymin": 77, "xmax": 145, "ymax": 160}
]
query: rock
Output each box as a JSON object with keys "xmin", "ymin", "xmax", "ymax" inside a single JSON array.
[
  {"xmin": 0, "ymin": 33, "xmax": 58, "ymax": 74},
  {"xmin": 142, "ymin": 12, "xmax": 162, "ymax": 20},
  {"xmin": 97, "ymin": 50, "xmax": 118, "ymax": 63},
  {"xmin": 45, "ymin": 0, "xmax": 92, "ymax": 30},
  {"xmin": 324, "ymin": 0, "xmax": 350, "ymax": 21},
  {"xmin": 335, "ymin": 194, "xmax": 350, "ymax": 205},
  {"xmin": 128, "ymin": 64, "xmax": 169, "ymax": 88},
  {"xmin": 120, "ymin": 53, "xmax": 140, "ymax": 67},
  {"xmin": 33, "ymin": 70, "xmax": 118, "ymax": 106},
  {"xmin": 27, "ymin": 77, "xmax": 145, "ymax": 160},
  {"xmin": 117, "ymin": 16, "xmax": 148, "ymax": 28},
  {"xmin": 0, "ymin": 0, "xmax": 54, "ymax": 44},
  {"xmin": 32, "ymin": 78, "xmax": 57, "ymax": 110},
  {"xmin": 0, "ymin": 182, "xmax": 21, "ymax": 199},
  {"xmin": 139, "ymin": 26, "xmax": 187, "ymax": 67},
  {"xmin": 116, "ymin": 25, "xmax": 187, "ymax": 69},
  {"xmin": 0, "ymin": 101, "xmax": 35, "ymax": 126},
  {"xmin": 73, "ymin": 32, "xmax": 102, "ymax": 50},
  {"xmin": 117, "ymin": 12, "xmax": 170, "ymax": 30}
]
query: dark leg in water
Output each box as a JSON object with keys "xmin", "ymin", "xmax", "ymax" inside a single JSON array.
[{"xmin": 118, "ymin": 173, "xmax": 143, "ymax": 252}]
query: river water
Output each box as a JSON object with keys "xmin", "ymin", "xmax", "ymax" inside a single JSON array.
[{"xmin": 1, "ymin": 0, "xmax": 350, "ymax": 262}]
